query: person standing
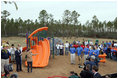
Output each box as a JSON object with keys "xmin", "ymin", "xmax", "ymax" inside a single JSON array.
[
  {"xmin": 89, "ymin": 46, "xmax": 95, "ymax": 56},
  {"xmin": 76, "ymin": 44, "xmax": 83, "ymax": 68},
  {"xmin": 18, "ymin": 44, "xmax": 22, "ymax": 52},
  {"xmin": 107, "ymin": 45, "xmax": 111, "ymax": 59},
  {"xmin": 64, "ymin": 41, "xmax": 69, "ymax": 55},
  {"xmin": 90, "ymin": 40, "xmax": 93, "ymax": 45},
  {"xmin": 15, "ymin": 47, "xmax": 22, "ymax": 72},
  {"xmin": 1, "ymin": 44, "xmax": 10, "ymax": 74},
  {"xmin": 83, "ymin": 45, "xmax": 89, "ymax": 62},
  {"xmin": 56, "ymin": 42, "xmax": 60, "ymax": 56},
  {"xmin": 108, "ymin": 41, "xmax": 112, "ymax": 47},
  {"xmin": 85, "ymin": 40, "xmax": 88, "ymax": 46},
  {"xmin": 25, "ymin": 48, "xmax": 38, "ymax": 73},
  {"xmin": 60, "ymin": 43, "xmax": 64, "ymax": 55},
  {"xmin": 10, "ymin": 44, "xmax": 16, "ymax": 63},
  {"xmin": 81, "ymin": 43, "xmax": 85, "ymax": 50},
  {"xmin": 18, "ymin": 44, "xmax": 22, "ymax": 64},
  {"xmin": 49, "ymin": 38, "xmax": 53, "ymax": 58},
  {"xmin": 94, "ymin": 46, "xmax": 100, "ymax": 57},
  {"xmin": 94, "ymin": 46, "xmax": 100, "ymax": 66},
  {"xmin": 70, "ymin": 46, "xmax": 76, "ymax": 64}
]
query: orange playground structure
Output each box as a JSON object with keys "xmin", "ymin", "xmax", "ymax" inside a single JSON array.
[
  {"xmin": 98, "ymin": 53, "xmax": 107, "ymax": 63},
  {"xmin": 23, "ymin": 27, "xmax": 50, "ymax": 67}
]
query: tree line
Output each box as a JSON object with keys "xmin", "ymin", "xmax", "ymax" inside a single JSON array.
[{"xmin": 1, "ymin": 9, "xmax": 117, "ymax": 39}]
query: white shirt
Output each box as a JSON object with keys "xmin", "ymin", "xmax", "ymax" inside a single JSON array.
[
  {"xmin": 76, "ymin": 41, "xmax": 78, "ymax": 44},
  {"xmin": 85, "ymin": 41, "xmax": 88, "ymax": 46},
  {"xmin": 59, "ymin": 44, "xmax": 63, "ymax": 49},
  {"xmin": 99, "ymin": 45, "xmax": 103, "ymax": 49},
  {"xmin": 94, "ymin": 72, "xmax": 98, "ymax": 76},
  {"xmin": 10, "ymin": 47, "xmax": 16, "ymax": 54},
  {"xmin": 89, "ymin": 46, "xmax": 92, "ymax": 50},
  {"xmin": 98, "ymin": 47, "xmax": 101, "ymax": 51},
  {"xmin": 56, "ymin": 44, "xmax": 60, "ymax": 49},
  {"xmin": 90, "ymin": 41, "xmax": 93, "ymax": 45},
  {"xmin": 114, "ymin": 43, "xmax": 117, "ymax": 47},
  {"xmin": 64, "ymin": 43, "xmax": 69, "ymax": 48},
  {"xmin": 19, "ymin": 47, "xmax": 22, "ymax": 52},
  {"xmin": 1, "ymin": 46, "xmax": 3, "ymax": 50},
  {"xmin": 7, "ymin": 48, "xmax": 11, "ymax": 54}
]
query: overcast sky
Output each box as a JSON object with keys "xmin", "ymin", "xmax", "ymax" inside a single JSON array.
[{"xmin": 1, "ymin": 1, "xmax": 117, "ymax": 24}]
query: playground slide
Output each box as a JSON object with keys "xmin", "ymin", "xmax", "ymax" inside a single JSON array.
[{"xmin": 25, "ymin": 39, "xmax": 50, "ymax": 67}]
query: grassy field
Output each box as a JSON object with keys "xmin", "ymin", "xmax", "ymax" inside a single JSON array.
[
  {"xmin": 1, "ymin": 37, "xmax": 117, "ymax": 47},
  {"xmin": 1, "ymin": 37, "xmax": 117, "ymax": 78}
]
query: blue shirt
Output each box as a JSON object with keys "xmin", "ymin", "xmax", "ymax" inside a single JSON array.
[
  {"xmin": 1, "ymin": 49, "xmax": 10, "ymax": 59},
  {"xmin": 111, "ymin": 49, "xmax": 117, "ymax": 52},
  {"xmin": 94, "ymin": 50, "xmax": 99, "ymax": 57},
  {"xmin": 76, "ymin": 47, "xmax": 83, "ymax": 56},
  {"xmin": 103, "ymin": 47, "xmax": 107, "ymax": 53},
  {"xmin": 108, "ymin": 42, "xmax": 112, "ymax": 46},
  {"xmin": 70, "ymin": 44, "xmax": 73, "ymax": 48},
  {"xmin": 106, "ymin": 43, "xmax": 109, "ymax": 47},
  {"xmin": 100, "ymin": 44, "xmax": 103, "ymax": 48},
  {"xmin": 83, "ymin": 48, "xmax": 89, "ymax": 55},
  {"xmin": 70, "ymin": 48, "xmax": 76, "ymax": 54},
  {"xmin": 105, "ymin": 47, "xmax": 108, "ymax": 53},
  {"xmin": 89, "ymin": 49, "xmax": 94, "ymax": 56}
]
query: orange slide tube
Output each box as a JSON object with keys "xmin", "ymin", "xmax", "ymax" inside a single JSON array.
[
  {"xmin": 25, "ymin": 27, "xmax": 50, "ymax": 67},
  {"xmin": 98, "ymin": 53, "xmax": 107, "ymax": 63}
]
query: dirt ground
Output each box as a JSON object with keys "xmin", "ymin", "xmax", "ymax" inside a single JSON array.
[
  {"xmin": 9, "ymin": 55, "xmax": 117, "ymax": 78},
  {"xmin": 1, "ymin": 37, "xmax": 117, "ymax": 78}
]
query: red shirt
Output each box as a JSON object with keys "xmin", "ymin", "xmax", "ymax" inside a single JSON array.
[
  {"xmin": 87, "ymin": 45, "xmax": 89, "ymax": 48},
  {"xmin": 81, "ymin": 45, "xmax": 85, "ymax": 49},
  {"xmin": 73, "ymin": 44, "xmax": 79, "ymax": 48}
]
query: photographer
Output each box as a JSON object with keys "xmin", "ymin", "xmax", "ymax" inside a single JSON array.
[
  {"xmin": 84, "ymin": 55, "xmax": 96, "ymax": 71},
  {"xmin": 80, "ymin": 64, "xmax": 93, "ymax": 78}
]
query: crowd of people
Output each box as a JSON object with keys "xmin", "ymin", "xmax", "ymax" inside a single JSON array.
[
  {"xmin": 1, "ymin": 39, "xmax": 117, "ymax": 78},
  {"xmin": 55, "ymin": 39, "xmax": 117, "ymax": 78}
]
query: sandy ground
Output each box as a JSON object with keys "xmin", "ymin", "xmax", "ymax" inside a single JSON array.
[
  {"xmin": 1, "ymin": 37, "xmax": 117, "ymax": 78},
  {"xmin": 9, "ymin": 55, "xmax": 117, "ymax": 78}
]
